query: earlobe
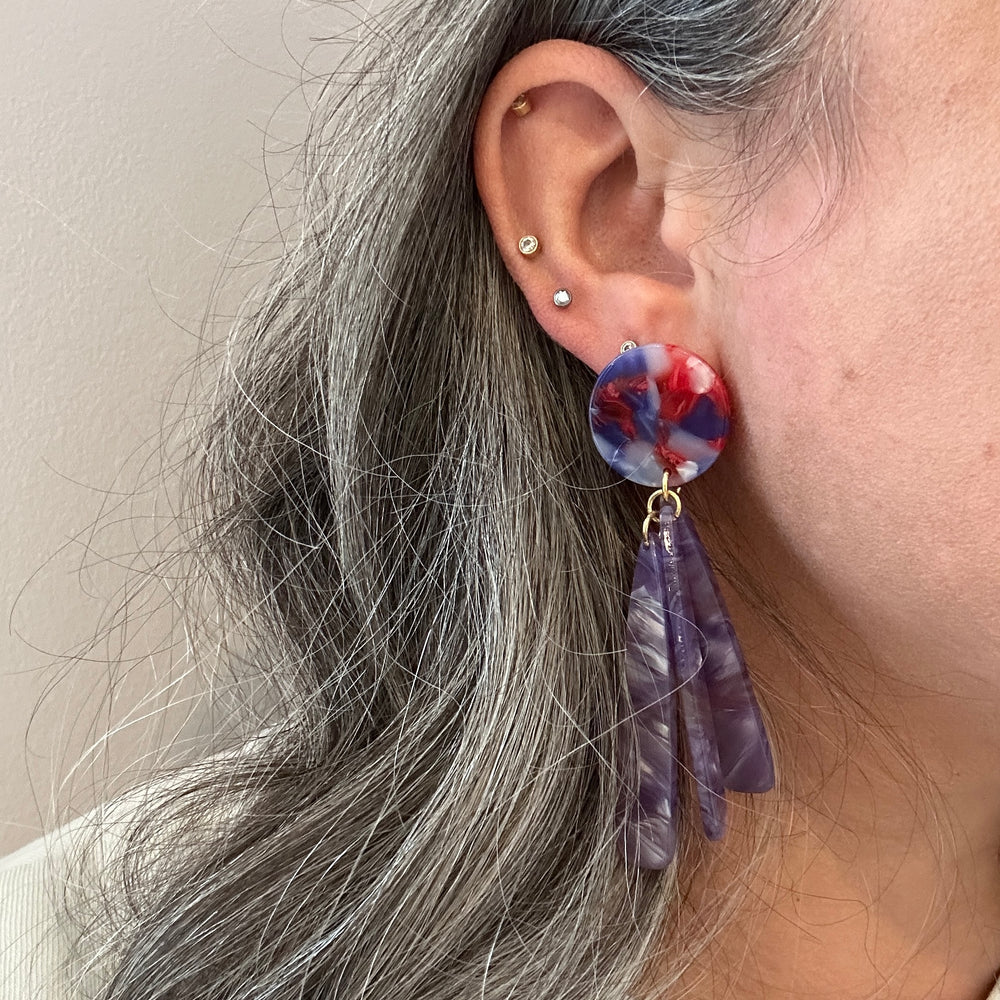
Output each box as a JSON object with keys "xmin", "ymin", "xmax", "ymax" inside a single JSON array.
[{"xmin": 472, "ymin": 40, "xmax": 719, "ymax": 374}]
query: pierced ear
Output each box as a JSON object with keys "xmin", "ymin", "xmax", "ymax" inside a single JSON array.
[{"xmin": 473, "ymin": 40, "xmax": 718, "ymax": 374}]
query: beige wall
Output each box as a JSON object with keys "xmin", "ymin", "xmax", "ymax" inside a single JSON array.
[{"xmin": 0, "ymin": 0, "xmax": 349, "ymax": 854}]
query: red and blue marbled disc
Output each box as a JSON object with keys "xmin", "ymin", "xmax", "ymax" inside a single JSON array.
[{"xmin": 588, "ymin": 343, "xmax": 730, "ymax": 488}]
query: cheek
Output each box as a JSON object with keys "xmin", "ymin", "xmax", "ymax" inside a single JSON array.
[{"xmin": 721, "ymin": 162, "xmax": 1000, "ymax": 665}]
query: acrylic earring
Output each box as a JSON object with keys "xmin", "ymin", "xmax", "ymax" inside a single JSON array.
[{"xmin": 589, "ymin": 341, "xmax": 774, "ymax": 870}]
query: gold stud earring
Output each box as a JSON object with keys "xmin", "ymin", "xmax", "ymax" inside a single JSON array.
[
  {"xmin": 511, "ymin": 93, "xmax": 531, "ymax": 117},
  {"xmin": 518, "ymin": 235, "xmax": 540, "ymax": 257}
]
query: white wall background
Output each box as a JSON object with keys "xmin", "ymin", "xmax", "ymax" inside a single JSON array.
[{"xmin": 0, "ymin": 0, "xmax": 360, "ymax": 854}]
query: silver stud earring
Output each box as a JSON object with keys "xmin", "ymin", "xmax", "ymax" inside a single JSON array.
[
  {"xmin": 553, "ymin": 289, "xmax": 572, "ymax": 308},
  {"xmin": 620, "ymin": 340, "xmax": 637, "ymax": 353}
]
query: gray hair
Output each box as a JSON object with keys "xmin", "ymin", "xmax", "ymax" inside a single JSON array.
[{"xmin": 67, "ymin": 0, "xmax": 857, "ymax": 997}]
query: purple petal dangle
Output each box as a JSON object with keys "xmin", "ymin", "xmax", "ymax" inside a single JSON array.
[
  {"xmin": 658, "ymin": 512, "xmax": 727, "ymax": 842},
  {"xmin": 618, "ymin": 528, "xmax": 679, "ymax": 870},
  {"xmin": 590, "ymin": 341, "xmax": 774, "ymax": 870},
  {"xmin": 674, "ymin": 514, "xmax": 774, "ymax": 793}
]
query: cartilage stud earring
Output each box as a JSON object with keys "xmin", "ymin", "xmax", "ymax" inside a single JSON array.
[{"xmin": 511, "ymin": 94, "xmax": 531, "ymax": 117}]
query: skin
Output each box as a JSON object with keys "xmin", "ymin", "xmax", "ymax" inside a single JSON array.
[{"xmin": 473, "ymin": 2, "xmax": 1000, "ymax": 997}]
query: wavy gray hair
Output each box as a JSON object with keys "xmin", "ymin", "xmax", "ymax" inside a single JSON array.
[{"xmin": 67, "ymin": 0, "xmax": 856, "ymax": 997}]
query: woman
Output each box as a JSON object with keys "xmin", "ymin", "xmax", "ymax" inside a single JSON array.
[{"xmin": 3, "ymin": 0, "xmax": 999, "ymax": 996}]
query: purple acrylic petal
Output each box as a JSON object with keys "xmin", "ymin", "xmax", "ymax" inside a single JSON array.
[
  {"xmin": 617, "ymin": 533, "xmax": 679, "ymax": 869},
  {"xmin": 674, "ymin": 512, "xmax": 775, "ymax": 794},
  {"xmin": 658, "ymin": 517, "xmax": 727, "ymax": 842}
]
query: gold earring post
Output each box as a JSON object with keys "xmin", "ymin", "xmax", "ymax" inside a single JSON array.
[{"xmin": 511, "ymin": 93, "xmax": 531, "ymax": 117}]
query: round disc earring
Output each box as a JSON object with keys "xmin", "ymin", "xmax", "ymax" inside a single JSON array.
[{"xmin": 590, "ymin": 342, "xmax": 729, "ymax": 487}]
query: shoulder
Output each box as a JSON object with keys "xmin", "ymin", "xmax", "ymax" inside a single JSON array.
[
  {"xmin": 0, "ymin": 742, "xmax": 264, "ymax": 999},
  {"xmin": 0, "ymin": 792, "xmax": 149, "ymax": 1000},
  {"xmin": 0, "ymin": 813, "xmax": 97, "ymax": 1000}
]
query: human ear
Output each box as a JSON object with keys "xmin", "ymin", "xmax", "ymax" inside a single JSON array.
[{"xmin": 473, "ymin": 39, "xmax": 723, "ymax": 375}]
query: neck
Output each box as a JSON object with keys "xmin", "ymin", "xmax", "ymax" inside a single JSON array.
[{"xmin": 656, "ymin": 508, "xmax": 1000, "ymax": 999}]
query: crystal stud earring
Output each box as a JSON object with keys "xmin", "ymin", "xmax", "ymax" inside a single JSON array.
[{"xmin": 518, "ymin": 235, "xmax": 540, "ymax": 257}]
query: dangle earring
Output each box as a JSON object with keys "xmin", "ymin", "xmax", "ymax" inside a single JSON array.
[{"xmin": 589, "ymin": 341, "xmax": 774, "ymax": 870}]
